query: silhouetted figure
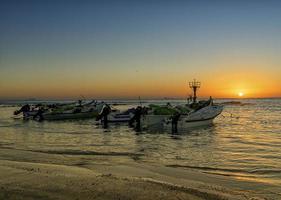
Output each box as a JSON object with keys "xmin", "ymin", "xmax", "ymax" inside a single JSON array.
[
  {"xmin": 209, "ymin": 96, "xmax": 213, "ymax": 105},
  {"xmin": 78, "ymin": 100, "xmax": 83, "ymax": 107}
]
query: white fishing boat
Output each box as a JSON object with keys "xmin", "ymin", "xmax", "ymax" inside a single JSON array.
[
  {"xmin": 141, "ymin": 104, "xmax": 223, "ymax": 129},
  {"xmin": 107, "ymin": 112, "xmax": 134, "ymax": 123},
  {"xmin": 140, "ymin": 80, "xmax": 224, "ymax": 131},
  {"xmin": 14, "ymin": 100, "xmax": 104, "ymax": 121},
  {"xmin": 36, "ymin": 108, "xmax": 99, "ymax": 121},
  {"xmin": 34, "ymin": 101, "xmax": 104, "ymax": 121}
]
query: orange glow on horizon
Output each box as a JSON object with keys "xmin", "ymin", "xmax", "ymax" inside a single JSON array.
[
  {"xmin": 1, "ymin": 61, "xmax": 280, "ymax": 99},
  {"xmin": 1, "ymin": 76, "xmax": 280, "ymax": 100}
]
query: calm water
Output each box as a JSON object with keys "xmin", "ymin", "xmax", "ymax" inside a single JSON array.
[{"xmin": 0, "ymin": 99, "xmax": 281, "ymax": 194}]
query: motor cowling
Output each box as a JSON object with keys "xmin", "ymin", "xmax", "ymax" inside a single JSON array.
[{"xmin": 96, "ymin": 104, "xmax": 111, "ymax": 121}]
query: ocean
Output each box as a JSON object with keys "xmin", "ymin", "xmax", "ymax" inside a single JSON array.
[{"xmin": 0, "ymin": 98, "xmax": 280, "ymax": 199}]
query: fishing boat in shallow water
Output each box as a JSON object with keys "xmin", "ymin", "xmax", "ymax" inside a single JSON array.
[
  {"xmin": 35, "ymin": 107, "xmax": 99, "ymax": 121},
  {"xmin": 96, "ymin": 80, "xmax": 223, "ymax": 130},
  {"xmin": 14, "ymin": 100, "xmax": 104, "ymax": 121},
  {"xmin": 107, "ymin": 111, "xmax": 134, "ymax": 123},
  {"xmin": 130, "ymin": 79, "xmax": 224, "ymax": 131},
  {"xmin": 141, "ymin": 103, "xmax": 223, "ymax": 130}
]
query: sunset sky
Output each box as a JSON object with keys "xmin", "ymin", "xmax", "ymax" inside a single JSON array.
[{"xmin": 1, "ymin": 0, "xmax": 281, "ymax": 99}]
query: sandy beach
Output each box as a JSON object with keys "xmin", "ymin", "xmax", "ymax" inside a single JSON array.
[{"xmin": 0, "ymin": 147, "xmax": 275, "ymax": 200}]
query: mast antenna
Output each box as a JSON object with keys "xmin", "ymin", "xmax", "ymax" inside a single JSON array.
[{"xmin": 189, "ymin": 79, "xmax": 201, "ymax": 103}]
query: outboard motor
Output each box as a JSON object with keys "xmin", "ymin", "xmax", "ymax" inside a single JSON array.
[
  {"xmin": 171, "ymin": 111, "xmax": 181, "ymax": 134},
  {"xmin": 96, "ymin": 104, "xmax": 111, "ymax": 128},
  {"xmin": 33, "ymin": 107, "xmax": 44, "ymax": 122},
  {"xmin": 14, "ymin": 104, "xmax": 31, "ymax": 117},
  {"xmin": 129, "ymin": 106, "xmax": 143, "ymax": 131}
]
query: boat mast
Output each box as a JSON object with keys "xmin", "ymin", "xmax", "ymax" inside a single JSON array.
[{"xmin": 189, "ymin": 79, "xmax": 201, "ymax": 103}]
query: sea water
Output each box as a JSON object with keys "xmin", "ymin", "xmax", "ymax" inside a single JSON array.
[{"xmin": 0, "ymin": 99, "xmax": 280, "ymax": 198}]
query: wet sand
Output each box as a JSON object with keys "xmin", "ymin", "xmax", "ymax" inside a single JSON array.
[{"xmin": 0, "ymin": 148, "xmax": 274, "ymax": 200}]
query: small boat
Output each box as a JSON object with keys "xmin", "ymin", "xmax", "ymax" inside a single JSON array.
[
  {"xmin": 35, "ymin": 108, "xmax": 99, "ymax": 121},
  {"xmin": 140, "ymin": 80, "xmax": 224, "ymax": 130},
  {"xmin": 14, "ymin": 100, "xmax": 104, "ymax": 121},
  {"xmin": 141, "ymin": 104, "xmax": 223, "ymax": 129},
  {"xmin": 34, "ymin": 101, "xmax": 104, "ymax": 121},
  {"xmin": 99, "ymin": 108, "xmax": 135, "ymax": 123},
  {"xmin": 13, "ymin": 104, "xmax": 38, "ymax": 119},
  {"xmin": 107, "ymin": 112, "xmax": 134, "ymax": 123}
]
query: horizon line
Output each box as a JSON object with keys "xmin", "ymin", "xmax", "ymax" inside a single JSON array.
[{"xmin": 1, "ymin": 96, "xmax": 281, "ymax": 102}]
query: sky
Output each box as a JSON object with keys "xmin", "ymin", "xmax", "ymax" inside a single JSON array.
[{"xmin": 0, "ymin": 0, "xmax": 281, "ymax": 99}]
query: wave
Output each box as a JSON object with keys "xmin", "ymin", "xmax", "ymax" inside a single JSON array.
[
  {"xmin": 0, "ymin": 146, "xmax": 145, "ymax": 159},
  {"xmin": 27, "ymin": 149, "xmax": 145, "ymax": 157},
  {"xmin": 166, "ymin": 164, "xmax": 281, "ymax": 175}
]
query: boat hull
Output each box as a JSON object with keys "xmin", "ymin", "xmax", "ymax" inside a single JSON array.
[
  {"xmin": 41, "ymin": 111, "xmax": 98, "ymax": 121},
  {"xmin": 107, "ymin": 116, "xmax": 132, "ymax": 123},
  {"xmin": 164, "ymin": 117, "xmax": 215, "ymax": 129},
  {"xmin": 141, "ymin": 105, "xmax": 223, "ymax": 130}
]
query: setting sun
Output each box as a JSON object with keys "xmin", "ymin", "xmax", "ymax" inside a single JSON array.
[{"xmin": 238, "ymin": 92, "xmax": 244, "ymax": 97}]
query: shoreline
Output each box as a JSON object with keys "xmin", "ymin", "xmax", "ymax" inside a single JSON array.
[
  {"xmin": 0, "ymin": 148, "xmax": 278, "ymax": 200},
  {"xmin": 0, "ymin": 160, "xmax": 245, "ymax": 200}
]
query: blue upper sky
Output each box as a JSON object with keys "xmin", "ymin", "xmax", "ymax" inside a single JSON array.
[{"xmin": 1, "ymin": 0, "xmax": 281, "ymax": 99}]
